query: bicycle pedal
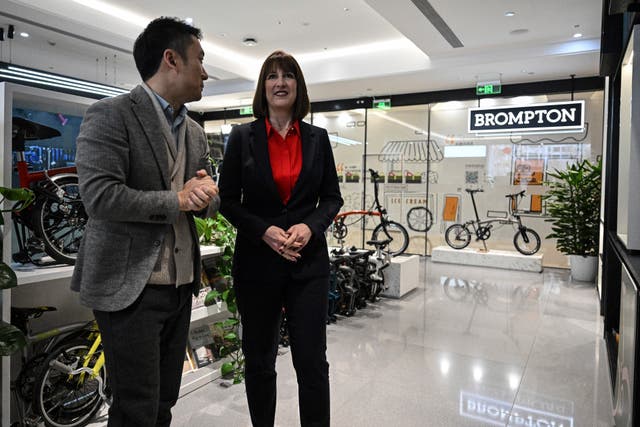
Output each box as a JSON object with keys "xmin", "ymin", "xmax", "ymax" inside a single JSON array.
[{"xmin": 22, "ymin": 414, "xmax": 42, "ymax": 426}]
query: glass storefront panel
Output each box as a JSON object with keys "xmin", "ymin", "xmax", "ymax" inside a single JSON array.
[
  {"xmin": 204, "ymin": 117, "xmax": 254, "ymax": 178},
  {"xmin": 313, "ymin": 109, "xmax": 367, "ymax": 249},
  {"xmin": 366, "ymin": 105, "xmax": 430, "ymax": 255},
  {"xmin": 209, "ymin": 88, "xmax": 604, "ymax": 266},
  {"xmin": 429, "ymin": 92, "xmax": 603, "ymax": 267}
]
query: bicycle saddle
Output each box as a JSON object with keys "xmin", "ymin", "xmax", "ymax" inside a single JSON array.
[
  {"xmin": 11, "ymin": 306, "xmax": 57, "ymax": 333},
  {"xmin": 12, "ymin": 117, "xmax": 61, "ymax": 151},
  {"xmin": 11, "ymin": 306, "xmax": 57, "ymax": 319},
  {"xmin": 465, "ymin": 188, "xmax": 483, "ymax": 193}
]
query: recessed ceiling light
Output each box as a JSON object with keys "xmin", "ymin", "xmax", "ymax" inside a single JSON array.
[
  {"xmin": 218, "ymin": 32, "xmax": 227, "ymax": 38},
  {"xmin": 344, "ymin": 7, "xmax": 350, "ymax": 12},
  {"xmin": 528, "ymin": 72, "xmax": 535, "ymax": 75},
  {"xmin": 573, "ymin": 32, "xmax": 583, "ymax": 38},
  {"xmin": 185, "ymin": 17, "xmax": 193, "ymax": 25},
  {"xmin": 242, "ymin": 37, "xmax": 258, "ymax": 47},
  {"xmin": 510, "ymin": 28, "xmax": 529, "ymax": 35},
  {"xmin": 19, "ymin": 32, "xmax": 29, "ymax": 38},
  {"xmin": 505, "ymin": 11, "xmax": 515, "ymax": 17}
]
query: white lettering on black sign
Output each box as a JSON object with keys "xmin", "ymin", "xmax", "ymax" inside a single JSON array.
[
  {"xmin": 468, "ymin": 101, "xmax": 585, "ymax": 133},
  {"xmin": 460, "ymin": 391, "xmax": 574, "ymax": 427}
]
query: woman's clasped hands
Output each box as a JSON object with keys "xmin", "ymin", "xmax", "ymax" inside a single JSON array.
[{"xmin": 262, "ymin": 223, "xmax": 312, "ymax": 262}]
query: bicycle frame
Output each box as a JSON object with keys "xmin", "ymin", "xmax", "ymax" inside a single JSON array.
[
  {"xmin": 333, "ymin": 170, "xmax": 387, "ymax": 224},
  {"xmin": 332, "ymin": 169, "xmax": 410, "ymax": 256},
  {"xmin": 463, "ymin": 190, "xmax": 528, "ymax": 236},
  {"xmin": 445, "ymin": 189, "xmax": 541, "ymax": 255},
  {"xmin": 77, "ymin": 333, "xmax": 106, "ymax": 385}
]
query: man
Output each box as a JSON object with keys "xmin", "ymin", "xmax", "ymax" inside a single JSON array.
[{"xmin": 71, "ymin": 17, "xmax": 219, "ymax": 426}]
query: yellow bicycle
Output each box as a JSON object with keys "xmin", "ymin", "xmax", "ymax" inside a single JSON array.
[{"xmin": 32, "ymin": 322, "xmax": 110, "ymax": 427}]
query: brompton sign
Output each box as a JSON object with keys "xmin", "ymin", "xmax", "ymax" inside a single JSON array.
[{"xmin": 468, "ymin": 100, "xmax": 585, "ymax": 134}]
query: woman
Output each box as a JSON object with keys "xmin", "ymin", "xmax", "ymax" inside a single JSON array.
[{"xmin": 219, "ymin": 50, "xmax": 343, "ymax": 427}]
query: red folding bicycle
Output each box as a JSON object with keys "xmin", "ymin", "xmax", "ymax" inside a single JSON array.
[
  {"xmin": 10, "ymin": 117, "xmax": 86, "ymax": 265},
  {"xmin": 331, "ymin": 169, "xmax": 409, "ymax": 256}
]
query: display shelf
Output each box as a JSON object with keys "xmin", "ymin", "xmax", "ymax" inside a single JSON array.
[
  {"xmin": 179, "ymin": 359, "xmax": 224, "ymax": 397},
  {"xmin": 1, "ymin": 83, "xmax": 99, "ymax": 427},
  {"xmin": 382, "ymin": 254, "xmax": 420, "ymax": 298},
  {"xmin": 200, "ymin": 244, "xmax": 223, "ymax": 257},
  {"xmin": 191, "ymin": 301, "xmax": 227, "ymax": 323},
  {"xmin": 431, "ymin": 245, "xmax": 543, "ymax": 273},
  {"xmin": 12, "ymin": 263, "xmax": 75, "ymax": 286},
  {"xmin": 9, "ymin": 245, "xmax": 222, "ymax": 287}
]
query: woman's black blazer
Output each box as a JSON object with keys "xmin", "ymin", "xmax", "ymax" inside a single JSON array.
[{"xmin": 219, "ymin": 119, "xmax": 344, "ymax": 282}]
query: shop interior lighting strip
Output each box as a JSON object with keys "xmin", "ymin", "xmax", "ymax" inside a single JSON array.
[{"xmin": 0, "ymin": 63, "xmax": 128, "ymax": 97}]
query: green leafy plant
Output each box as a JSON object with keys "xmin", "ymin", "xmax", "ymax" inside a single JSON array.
[
  {"xmin": 205, "ymin": 287, "xmax": 243, "ymax": 383},
  {"xmin": 544, "ymin": 157, "xmax": 602, "ymax": 256},
  {"xmin": 0, "ymin": 187, "xmax": 35, "ymax": 355},
  {"xmin": 195, "ymin": 215, "xmax": 235, "ymax": 278},
  {"xmin": 194, "ymin": 214, "xmax": 244, "ymax": 383}
]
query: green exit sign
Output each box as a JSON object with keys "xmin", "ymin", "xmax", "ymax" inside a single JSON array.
[
  {"xmin": 373, "ymin": 99, "xmax": 391, "ymax": 110},
  {"xmin": 476, "ymin": 83, "xmax": 502, "ymax": 95},
  {"xmin": 239, "ymin": 106, "xmax": 253, "ymax": 115}
]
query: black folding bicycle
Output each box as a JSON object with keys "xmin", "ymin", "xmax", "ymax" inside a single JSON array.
[{"xmin": 444, "ymin": 189, "xmax": 541, "ymax": 255}]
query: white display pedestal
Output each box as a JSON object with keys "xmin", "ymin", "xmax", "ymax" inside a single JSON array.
[
  {"xmin": 431, "ymin": 246, "xmax": 543, "ymax": 273},
  {"xmin": 382, "ymin": 255, "xmax": 420, "ymax": 298}
]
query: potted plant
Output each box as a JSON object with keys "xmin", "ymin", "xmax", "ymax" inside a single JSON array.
[
  {"xmin": 544, "ymin": 157, "xmax": 602, "ymax": 282},
  {"xmin": 0, "ymin": 187, "xmax": 35, "ymax": 355},
  {"xmin": 194, "ymin": 214, "xmax": 244, "ymax": 383}
]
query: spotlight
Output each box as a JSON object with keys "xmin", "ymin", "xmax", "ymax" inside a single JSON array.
[{"xmin": 7, "ymin": 25, "xmax": 14, "ymax": 39}]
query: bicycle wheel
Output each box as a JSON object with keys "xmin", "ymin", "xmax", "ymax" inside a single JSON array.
[
  {"xmin": 442, "ymin": 277, "xmax": 469, "ymax": 301},
  {"xmin": 332, "ymin": 219, "xmax": 348, "ymax": 240},
  {"xmin": 371, "ymin": 221, "xmax": 409, "ymax": 256},
  {"xmin": 406, "ymin": 207, "xmax": 434, "ymax": 232},
  {"xmin": 34, "ymin": 341, "xmax": 106, "ymax": 427},
  {"xmin": 35, "ymin": 176, "xmax": 87, "ymax": 265},
  {"xmin": 445, "ymin": 224, "xmax": 471, "ymax": 249},
  {"xmin": 513, "ymin": 228, "xmax": 541, "ymax": 255}
]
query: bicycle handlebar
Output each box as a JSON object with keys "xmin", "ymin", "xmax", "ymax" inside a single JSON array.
[{"xmin": 505, "ymin": 190, "xmax": 526, "ymax": 198}]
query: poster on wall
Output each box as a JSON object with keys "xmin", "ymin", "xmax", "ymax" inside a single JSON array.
[
  {"xmin": 336, "ymin": 163, "xmax": 345, "ymax": 183},
  {"xmin": 387, "ymin": 170, "xmax": 403, "ymax": 183},
  {"xmin": 405, "ymin": 170, "xmax": 423, "ymax": 184},
  {"xmin": 513, "ymin": 159, "xmax": 544, "ymax": 186},
  {"xmin": 344, "ymin": 165, "xmax": 360, "ymax": 183}
]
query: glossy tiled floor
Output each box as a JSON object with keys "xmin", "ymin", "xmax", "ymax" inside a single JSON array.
[{"xmin": 94, "ymin": 258, "xmax": 615, "ymax": 426}]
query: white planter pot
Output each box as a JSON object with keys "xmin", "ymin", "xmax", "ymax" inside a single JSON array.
[{"xmin": 569, "ymin": 255, "xmax": 598, "ymax": 282}]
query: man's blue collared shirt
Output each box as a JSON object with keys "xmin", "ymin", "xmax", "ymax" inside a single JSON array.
[{"xmin": 152, "ymin": 92, "xmax": 188, "ymax": 143}]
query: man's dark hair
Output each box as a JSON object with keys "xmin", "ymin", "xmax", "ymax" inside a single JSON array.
[
  {"xmin": 253, "ymin": 50, "xmax": 310, "ymax": 121},
  {"xmin": 133, "ymin": 17, "xmax": 202, "ymax": 81}
]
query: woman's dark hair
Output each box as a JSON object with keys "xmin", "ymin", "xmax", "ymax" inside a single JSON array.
[
  {"xmin": 252, "ymin": 50, "xmax": 310, "ymax": 121},
  {"xmin": 133, "ymin": 17, "xmax": 202, "ymax": 81}
]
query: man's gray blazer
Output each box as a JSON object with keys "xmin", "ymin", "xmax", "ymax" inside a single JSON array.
[{"xmin": 71, "ymin": 85, "xmax": 219, "ymax": 312}]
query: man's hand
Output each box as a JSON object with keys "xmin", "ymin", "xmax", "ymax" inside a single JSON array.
[
  {"xmin": 262, "ymin": 225, "xmax": 302, "ymax": 262},
  {"xmin": 178, "ymin": 169, "xmax": 219, "ymax": 211}
]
